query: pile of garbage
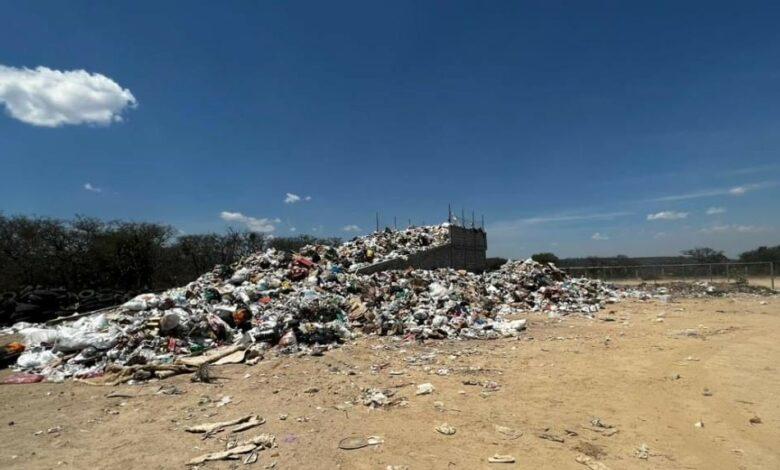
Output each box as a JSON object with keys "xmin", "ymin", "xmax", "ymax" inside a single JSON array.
[
  {"xmin": 4, "ymin": 225, "xmax": 623, "ymax": 383},
  {"xmin": 337, "ymin": 224, "xmax": 450, "ymax": 271},
  {"xmin": 484, "ymin": 260, "xmax": 621, "ymax": 314}
]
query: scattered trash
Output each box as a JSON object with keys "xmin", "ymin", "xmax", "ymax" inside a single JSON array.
[
  {"xmin": 538, "ymin": 431, "xmax": 565, "ymax": 443},
  {"xmin": 338, "ymin": 435, "xmax": 384, "ymax": 450},
  {"xmin": 435, "ymin": 423, "xmax": 456, "ymax": 435},
  {"xmin": 1, "ymin": 372, "xmax": 44, "ymax": 384},
  {"xmin": 488, "ymin": 454, "xmax": 516, "ymax": 464},
  {"xmin": 231, "ymin": 416, "xmax": 266, "ymax": 433},
  {"xmin": 635, "ymin": 443, "xmax": 650, "ymax": 460},
  {"xmin": 494, "ymin": 424, "xmax": 522, "ymax": 440},
  {"xmin": 575, "ymin": 453, "xmax": 610, "ymax": 470},
  {"xmin": 361, "ymin": 388, "xmax": 392, "ymax": 408},
  {"xmin": 694, "ymin": 420, "xmax": 704, "ymax": 428},
  {"xmin": 187, "ymin": 434, "xmax": 275, "ymax": 465},
  {"xmin": 185, "ymin": 415, "xmax": 257, "ymax": 434}
]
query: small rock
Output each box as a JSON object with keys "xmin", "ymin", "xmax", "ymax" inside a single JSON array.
[
  {"xmin": 415, "ymin": 383, "xmax": 435, "ymax": 395},
  {"xmin": 435, "ymin": 423, "xmax": 456, "ymax": 435}
]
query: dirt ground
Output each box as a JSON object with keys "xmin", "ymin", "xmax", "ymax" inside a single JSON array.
[{"xmin": 1, "ymin": 295, "xmax": 778, "ymax": 470}]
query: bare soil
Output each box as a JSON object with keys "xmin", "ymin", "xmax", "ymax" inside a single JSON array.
[{"xmin": 1, "ymin": 295, "xmax": 778, "ymax": 469}]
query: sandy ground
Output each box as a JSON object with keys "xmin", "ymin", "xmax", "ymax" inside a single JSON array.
[
  {"xmin": 1, "ymin": 295, "xmax": 778, "ymax": 470},
  {"xmin": 609, "ymin": 277, "xmax": 777, "ymax": 290}
]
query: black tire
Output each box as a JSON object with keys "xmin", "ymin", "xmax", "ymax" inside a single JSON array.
[
  {"xmin": 79, "ymin": 289, "xmax": 96, "ymax": 300},
  {"xmin": 1, "ymin": 292, "xmax": 16, "ymax": 302}
]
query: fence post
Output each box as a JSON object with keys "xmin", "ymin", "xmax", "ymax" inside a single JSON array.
[
  {"xmin": 708, "ymin": 264, "xmax": 713, "ymax": 282},
  {"xmin": 770, "ymin": 262, "xmax": 775, "ymax": 291},
  {"xmin": 726, "ymin": 264, "xmax": 730, "ymax": 283}
]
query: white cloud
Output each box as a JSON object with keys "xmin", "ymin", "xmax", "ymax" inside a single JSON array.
[
  {"xmin": 591, "ymin": 232, "xmax": 609, "ymax": 240},
  {"xmin": 705, "ymin": 207, "xmax": 726, "ymax": 215},
  {"xmin": 0, "ymin": 65, "xmax": 136, "ymax": 127},
  {"xmin": 289, "ymin": 227, "xmax": 297, "ymax": 232},
  {"xmin": 700, "ymin": 224, "xmax": 765, "ymax": 234},
  {"xmin": 342, "ymin": 224, "xmax": 361, "ymax": 232},
  {"xmin": 83, "ymin": 182, "xmax": 102, "ymax": 193},
  {"xmin": 650, "ymin": 182, "xmax": 775, "ymax": 202},
  {"xmin": 219, "ymin": 211, "xmax": 276, "ymax": 233},
  {"xmin": 647, "ymin": 211, "xmax": 688, "ymax": 221},
  {"xmin": 728, "ymin": 186, "xmax": 746, "ymax": 195},
  {"xmin": 653, "ymin": 232, "xmax": 668, "ymax": 239},
  {"xmin": 284, "ymin": 193, "xmax": 312, "ymax": 204},
  {"xmin": 508, "ymin": 211, "xmax": 632, "ymax": 225}
]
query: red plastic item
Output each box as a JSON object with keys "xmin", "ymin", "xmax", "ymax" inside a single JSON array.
[
  {"xmin": 2, "ymin": 373, "xmax": 44, "ymax": 384},
  {"xmin": 294, "ymin": 257, "xmax": 315, "ymax": 268}
]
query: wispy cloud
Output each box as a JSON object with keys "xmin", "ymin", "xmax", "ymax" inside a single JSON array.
[
  {"xmin": 647, "ymin": 211, "xmax": 688, "ymax": 221},
  {"xmin": 649, "ymin": 181, "xmax": 776, "ymax": 202},
  {"xmin": 289, "ymin": 227, "xmax": 297, "ymax": 232},
  {"xmin": 83, "ymin": 182, "xmax": 102, "ymax": 193},
  {"xmin": 0, "ymin": 65, "xmax": 136, "ymax": 127},
  {"xmin": 700, "ymin": 224, "xmax": 766, "ymax": 234},
  {"xmin": 591, "ymin": 232, "xmax": 609, "ymax": 240},
  {"xmin": 342, "ymin": 224, "xmax": 362, "ymax": 232},
  {"xmin": 510, "ymin": 211, "xmax": 633, "ymax": 225},
  {"xmin": 705, "ymin": 207, "xmax": 726, "ymax": 215},
  {"xmin": 724, "ymin": 164, "xmax": 780, "ymax": 176},
  {"xmin": 219, "ymin": 211, "xmax": 276, "ymax": 233},
  {"xmin": 284, "ymin": 193, "xmax": 312, "ymax": 204}
]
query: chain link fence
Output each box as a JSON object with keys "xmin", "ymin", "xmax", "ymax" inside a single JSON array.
[{"xmin": 562, "ymin": 261, "xmax": 776, "ymax": 290}]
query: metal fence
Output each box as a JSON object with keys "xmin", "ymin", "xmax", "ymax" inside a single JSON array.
[{"xmin": 562, "ymin": 261, "xmax": 775, "ymax": 290}]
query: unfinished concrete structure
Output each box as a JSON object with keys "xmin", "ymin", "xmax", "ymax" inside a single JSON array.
[{"xmin": 355, "ymin": 225, "xmax": 487, "ymax": 274}]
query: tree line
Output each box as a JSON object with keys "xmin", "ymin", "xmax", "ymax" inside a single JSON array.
[
  {"xmin": 0, "ymin": 214, "xmax": 341, "ymax": 294},
  {"xmin": 532, "ymin": 245, "xmax": 780, "ymax": 267}
]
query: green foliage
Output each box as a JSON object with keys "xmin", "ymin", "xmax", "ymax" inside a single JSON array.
[
  {"xmin": 0, "ymin": 214, "xmax": 339, "ymax": 293},
  {"xmin": 531, "ymin": 252, "xmax": 560, "ymax": 265},
  {"xmin": 680, "ymin": 247, "xmax": 729, "ymax": 263},
  {"xmin": 739, "ymin": 245, "xmax": 780, "ymax": 263}
]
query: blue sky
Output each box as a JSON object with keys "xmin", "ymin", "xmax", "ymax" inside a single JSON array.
[{"xmin": 1, "ymin": 1, "xmax": 778, "ymax": 258}]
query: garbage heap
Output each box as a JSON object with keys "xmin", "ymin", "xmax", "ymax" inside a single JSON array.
[
  {"xmin": 484, "ymin": 259, "xmax": 619, "ymax": 314},
  {"xmin": 337, "ymin": 224, "xmax": 450, "ymax": 271},
  {"xmin": 8, "ymin": 225, "xmax": 622, "ymax": 383}
]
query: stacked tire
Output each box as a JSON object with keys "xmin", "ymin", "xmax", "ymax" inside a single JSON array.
[{"xmin": 0, "ymin": 287, "xmax": 134, "ymax": 326}]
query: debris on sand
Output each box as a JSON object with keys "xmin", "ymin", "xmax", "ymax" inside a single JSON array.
[
  {"xmin": 635, "ymin": 443, "xmax": 650, "ymax": 460},
  {"xmin": 487, "ymin": 454, "xmax": 516, "ymax": 464},
  {"xmin": 575, "ymin": 453, "xmax": 611, "ymax": 470},
  {"xmin": 435, "ymin": 423, "xmax": 456, "ymax": 435},
  {"xmin": 338, "ymin": 435, "xmax": 384, "ymax": 450},
  {"xmin": 185, "ymin": 415, "xmax": 259, "ymax": 434},
  {"xmin": 186, "ymin": 433, "xmax": 275, "ymax": 465}
]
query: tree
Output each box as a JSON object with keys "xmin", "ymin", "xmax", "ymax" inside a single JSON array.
[
  {"xmin": 531, "ymin": 252, "xmax": 560, "ymax": 265},
  {"xmin": 739, "ymin": 245, "xmax": 780, "ymax": 263},
  {"xmin": 681, "ymin": 247, "xmax": 728, "ymax": 263}
]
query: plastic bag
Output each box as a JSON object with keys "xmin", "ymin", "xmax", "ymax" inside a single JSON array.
[{"xmin": 16, "ymin": 349, "xmax": 59, "ymax": 368}]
